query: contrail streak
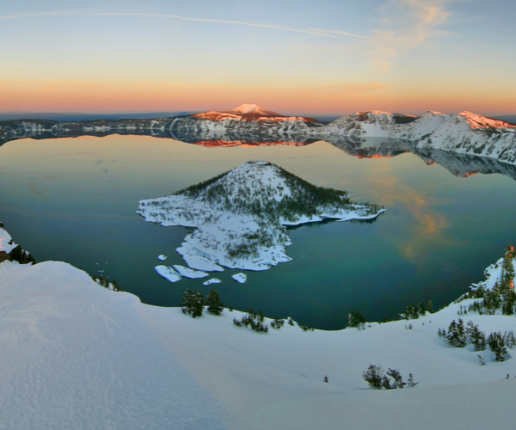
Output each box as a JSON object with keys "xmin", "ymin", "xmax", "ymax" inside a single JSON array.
[{"xmin": 0, "ymin": 10, "xmax": 369, "ymax": 41}]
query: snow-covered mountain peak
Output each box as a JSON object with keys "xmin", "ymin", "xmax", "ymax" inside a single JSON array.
[
  {"xmin": 355, "ymin": 110, "xmax": 393, "ymax": 117},
  {"xmin": 458, "ymin": 111, "xmax": 516, "ymax": 130},
  {"xmin": 232, "ymin": 104, "xmax": 271, "ymax": 115},
  {"xmin": 424, "ymin": 111, "xmax": 446, "ymax": 116}
]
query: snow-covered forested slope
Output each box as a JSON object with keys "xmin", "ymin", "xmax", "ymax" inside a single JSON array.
[
  {"xmin": 138, "ymin": 161, "xmax": 384, "ymax": 273},
  {"xmin": 314, "ymin": 110, "xmax": 516, "ymax": 164},
  {"xmin": 1, "ymin": 223, "xmax": 516, "ymax": 429},
  {"xmin": 0, "ymin": 222, "xmax": 34, "ymax": 264}
]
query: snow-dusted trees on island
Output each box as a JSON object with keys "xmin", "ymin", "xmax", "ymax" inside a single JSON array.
[{"xmin": 362, "ymin": 365, "xmax": 417, "ymax": 390}]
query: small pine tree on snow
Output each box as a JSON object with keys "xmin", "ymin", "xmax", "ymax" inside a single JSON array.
[
  {"xmin": 381, "ymin": 375, "xmax": 393, "ymax": 390},
  {"xmin": 488, "ymin": 332, "xmax": 507, "ymax": 362},
  {"xmin": 428, "ymin": 300, "xmax": 434, "ymax": 313},
  {"xmin": 181, "ymin": 289, "xmax": 204, "ymax": 318},
  {"xmin": 206, "ymin": 290, "xmax": 223, "ymax": 315},
  {"xmin": 288, "ymin": 317, "xmax": 294, "ymax": 326},
  {"xmin": 418, "ymin": 302, "xmax": 426, "ymax": 316},
  {"xmin": 363, "ymin": 365, "xmax": 384, "ymax": 389},
  {"xmin": 348, "ymin": 312, "xmax": 366, "ymax": 329},
  {"xmin": 465, "ymin": 321, "xmax": 486, "ymax": 351},
  {"xmin": 386, "ymin": 369, "xmax": 406, "ymax": 389},
  {"xmin": 407, "ymin": 374, "xmax": 418, "ymax": 387},
  {"xmin": 324, "ymin": 376, "xmax": 328, "ymax": 383},
  {"xmin": 446, "ymin": 319, "xmax": 467, "ymax": 347}
]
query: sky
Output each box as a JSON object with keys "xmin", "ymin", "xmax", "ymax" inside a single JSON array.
[{"xmin": 1, "ymin": 0, "xmax": 515, "ymax": 116}]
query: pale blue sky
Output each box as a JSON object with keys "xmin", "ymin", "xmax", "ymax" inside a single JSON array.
[{"xmin": 1, "ymin": 0, "xmax": 515, "ymax": 114}]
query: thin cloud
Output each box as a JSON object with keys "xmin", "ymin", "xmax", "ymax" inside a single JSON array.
[
  {"xmin": 0, "ymin": 9, "xmax": 368, "ymax": 41},
  {"xmin": 309, "ymin": 28, "xmax": 370, "ymax": 40},
  {"xmin": 370, "ymin": 0, "xmax": 454, "ymax": 72}
]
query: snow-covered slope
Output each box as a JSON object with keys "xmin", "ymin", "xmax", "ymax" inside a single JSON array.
[
  {"xmin": 0, "ymin": 256, "xmax": 225, "ymax": 429},
  {"xmin": 137, "ymin": 161, "xmax": 384, "ymax": 272},
  {"xmin": 0, "ymin": 222, "xmax": 34, "ymax": 264},
  {"xmin": 315, "ymin": 110, "xmax": 516, "ymax": 164},
  {"xmin": 2, "ymin": 223, "xmax": 516, "ymax": 429}
]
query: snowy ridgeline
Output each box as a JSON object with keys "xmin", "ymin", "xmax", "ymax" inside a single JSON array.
[
  {"xmin": 1, "ymin": 238, "xmax": 516, "ymax": 428},
  {"xmin": 138, "ymin": 161, "xmax": 384, "ymax": 273},
  {"xmin": 3, "ymin": 105, "xmax": 516, "ymax": 166},
  {"xmin": 312, "ymin": 110, "xmax": 516, "ymax": 164}
]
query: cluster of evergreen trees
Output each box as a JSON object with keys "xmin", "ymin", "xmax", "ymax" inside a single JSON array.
[
  {"xmin": 438, "ymin": 318, "xmax": 515, "ymax": 362},
  {"xmin": 270, "ymin": 317, "xmax": 285, "ymax": 330},
  {"xmin": 466, "ymin": 247, "xmax": 516, "ymax": 315},
  {"xmin": 182, "ymin": 289, "xmax": 223, "ymax": 318},
  {"xmin": 91, "ymin": 274, "xmax": 122, "ymax": 292},
  {"xmin": 233, "ymin": 309, "xmax": 268, "ymax": 333},
  {"xmin": 362, "ymin": 365, "xmax": 418, "ymax": 390},
  {"xmin": 400, "ymin": 302, "xmax": 427, "ymax": 320}
]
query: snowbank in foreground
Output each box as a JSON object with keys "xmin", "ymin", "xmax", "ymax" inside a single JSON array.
[
  {"xmin": 0, "ymin": 260, "xmax": 225, "ymax": 430},
  {"xmin": 2, "ymin": 222, "xmax": 516, "ymax": 429}
]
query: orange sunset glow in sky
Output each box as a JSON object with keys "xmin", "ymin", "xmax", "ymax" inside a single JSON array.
[{"xmin": 1, "ymin": 0, "xmax": 515, "ymax": 116}]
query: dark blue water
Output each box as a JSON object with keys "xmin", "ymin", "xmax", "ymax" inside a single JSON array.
[{"xmin": 1, "ymin": 135, "xmax": 515, "ymax": 329}]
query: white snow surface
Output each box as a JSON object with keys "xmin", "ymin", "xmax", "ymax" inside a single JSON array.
[
  {"xmin": 0, "ymin": 224, "xmax": 17, "ymax": 254},
  {"xmin": 231, "ymin": 273, "xmax": 247, "ymax": 283},
  {"xmin": 155, "ymin": 265, "xmax": 181, "ymax": 283},
  {"xmin": 231, "ymin": 103, "xmax": 276, "ymax": 115},
  {"xmin": 158, "ymin": 254, "xmax": 167, "ymax": 261},
  {"xmin": 0, "ymin": 259, "xmax": 225, "ymax": 429},
  {"xmin": 1, "ymin": 238, "xmax": 516, "ymax": 429},
  {"xmin": 203, "ymin": 278, "xmax": 222, "ymax": 286},
  {"xmin": 138, "ymin": 161, "xmax": 383, "ymax": 272},
  {"xmin": 173, "ymin": 265, "xmax": 209, "ymax": 279}
]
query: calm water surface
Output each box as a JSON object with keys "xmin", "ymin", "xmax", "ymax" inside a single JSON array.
[{"xmin": 1, "ymin": 135, "xmax": 515, "ymax": 329}]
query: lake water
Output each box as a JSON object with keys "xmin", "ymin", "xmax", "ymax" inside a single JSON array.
[{"xmin": 1, "ymin": 135, "xmax": 515, "ymax": 329}]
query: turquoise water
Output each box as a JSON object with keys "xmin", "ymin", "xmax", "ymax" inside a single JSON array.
[{"xmin": 1, "ymin": 135, "xmax": 515, "ymax": 329}]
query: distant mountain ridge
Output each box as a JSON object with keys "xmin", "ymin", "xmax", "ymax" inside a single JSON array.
[{"xmin": 1, "ymin": 105, "xmax": 515, "ymax": 165}]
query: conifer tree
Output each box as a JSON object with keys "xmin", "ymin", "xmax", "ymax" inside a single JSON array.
[
  {"xmin": 206, "ymin": 290, "xmax": 223, "ymax": 315},
  {"xmin": 407, "ymin": 374, "xmax": 418, "ymax": 388},
  {"xmin": 362, "ymin": 365, "xmax": 384, "ymax": 389},
  {"xmin": 348, "ymin": 312, "xmax": 366, "ymax": 329},
  {"xmin": 387, "ymin": 369, "xmax": 406, "ymax": 389},
  {"xmin": 182, "ymin": 289, "xmax": 204, "ymax": 318}
]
